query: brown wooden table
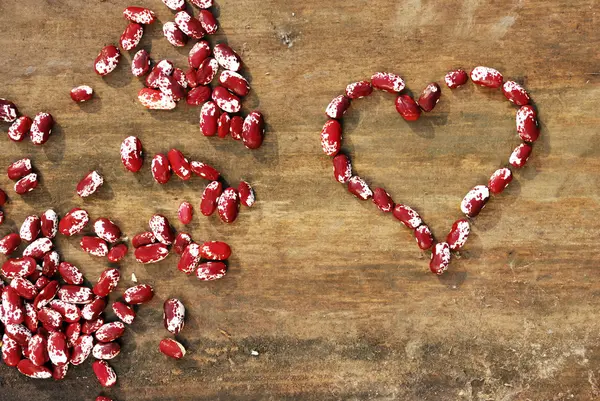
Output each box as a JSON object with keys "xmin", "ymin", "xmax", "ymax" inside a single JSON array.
[{"xmin": 1, "ymin": 0, "xmax": 599, "ymax": 399}]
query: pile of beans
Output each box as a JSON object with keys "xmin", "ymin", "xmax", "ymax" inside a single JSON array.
[
  {"xmin": 133, "ymin": 213, "xmax": 232, "ymax": 282},
  {"xmin": 321, "ymin": 66, "xmax": 540, "ymax": 274},
  {"xmin": 92, "ymin": 3, "xmax": 266, "ymax": 150},
  {"xmin": 0, "ymin": 209, "xmax": 154, "ymax": 392}
]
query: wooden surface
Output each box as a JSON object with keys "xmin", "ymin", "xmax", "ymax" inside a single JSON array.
[{"xmin": 1, "ymin": 0, "xmax": 599, "ymax": 400}]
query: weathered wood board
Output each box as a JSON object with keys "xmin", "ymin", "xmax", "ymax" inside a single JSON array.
[{"xmin": 0, "ymin": 0, "xmax": 599, "ymax": 399}]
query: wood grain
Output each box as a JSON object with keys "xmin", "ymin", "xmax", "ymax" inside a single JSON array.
[{"xmin": 1, "ymin": 0, "xmax": 599, "ymax": 399}]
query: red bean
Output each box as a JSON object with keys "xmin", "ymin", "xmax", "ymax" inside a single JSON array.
[
  {"xmin": 8, "ymin": 116, "xmax": 32, "ymax": 141},
  {"xmin": 123, "ymin": 7, "xmax": 156, "ymax": 24},
  {"xmin": 332, "ymin": 154, "xmax": 352, "ymax": 184},
  {"xmin": 120, "ymin": 22, "xmax": 144, "ymax": 51},
  {"xmin": 151, "ymin": 153, "xmax": 172, "ymax": 184},
  {"xmin": 174, "ymin": 11, "xmax": 205, "ymax": 39},
  {"xmin": 345, "ymin": 81, "xmax": 372, "ymax": 99},
  {"xmin": 392, "ymin": 205, "xmax": 422, "ymax": 229},
  {"xmin": 30, "ymin": 112, "xmax": 54, "ymax": 145},
  {"xmin": 200, "ymin": 101, "xmax": 220, "ymax": 136},
  {"xmin": 470, "ymin": 66, "xmax": 503, "ymax": 88},
  {"xmin": 131, "ymin": 49, "xmax": 151, "ymax": 77},
  {"xmin": 372, "ymin": 188, "xmax": 394, "ymax": 212},
  {"xmin": 212, "ymin": 86, "xmax": 241, "ymax": 113},
  {"xmin": 444, "ymin": 69, "xmax": 468, "ymax": 89},
  {"xmin": 446, "ymin": 219, "xmax": 470, "ymax": 250},
  {"xmin": 188, "ymin": 41, "xmax": 211, "ymax": 69},
  {"xmin": 163, "ymin": 21, "xmax": 187, "ymax": 47},
  {"xmin": 488, "ymin": 168, "xmax": 513, "ymax": 194},
  {"xmin": 198, "ymin": 9, "xmax": 218, "ymax": 34},
  {"xmin": 76, "ymin": 171, "xmax": 103, "ymax": 197},
  {"xmin": 371, "ymin": 72, "xmax": 405, "ymax": 93},
  {"xmin": 159, "ymin": 338, "xmax": 186, "ymax": 359},
  {"xmin": 502, "ymin": 81, "xmax": 530, "ymax": 106},
  {"xmin": 395, "ymin": 95, "xmax": 421, "ymax": 121},
  {"xmin": 516, "ymin": 105, "xmax": 540, "ymax": 142},
  {"xmin": 509, "ymin": 143, "xmax": 532, "ymax": 168},
  {"xmin": 347, "ymin": 176, "xmax": 372, "ymax": 200},
  {"xmin": 70, "ymin": 86, "xmax": 93, "ymax": 102},
  {"xmin": 242, "ymin": 111, "xmax": 265, "ymax": 150},
  {"xmin": 417, "ymin": 82, "xmax": 441, "ymax": 112},
  {"xmin": 217, "ymin": 187, "xmax": 240, "ymax": 223},
  {"xmin": 0, "ymin": 99, "xmax": 18, "ymax": 122},
  {"xmin": 325, "ymin": 95, "xmax": 351, "ymax": 119},
  {"xmin": 430, "ymin": 243, "xmax": 451, "ymax": 275},
  {"xmin": 94, "ymin": 45, "xmax": 120, "ymax": 76},
  {"xmin": 219, "ymin": 71, "xmax": 249, "ymax": 97},
  {"xmin": 460, "ymin": 185, "xmax": 490, "ymax": 217},
  {"xmin": 138, "ymin": 88, "xmax": 176, "ymax": 110},
  {"xmin": 414, "ymin": 225, "xmax": 433, "ymax": 250},
  {"xmin": 178, "ymin": 202, "xmax": 193, "ymax": 225},
  {"xmin": 213, "ymin": 43, "xmax": 242, "ymax": 71}
]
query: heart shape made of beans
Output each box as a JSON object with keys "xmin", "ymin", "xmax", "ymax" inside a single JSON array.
[{"xmin": 320, "ymin": 66, "xmax": 540, "ymax": 275}]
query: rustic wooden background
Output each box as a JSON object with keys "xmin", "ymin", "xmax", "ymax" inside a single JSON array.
[{"xmin": 0, "ymin": 0, "xmax": 599, "ymax": 399}]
